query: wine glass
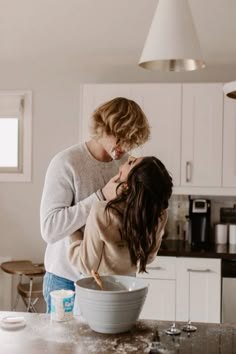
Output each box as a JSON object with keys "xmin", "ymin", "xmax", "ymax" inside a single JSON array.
[
  {"xmin": 165, "ymin": 279, "xmax": 181, "ymax": 335},
  {"xmin": 182, "ymin": 269, "xmax": 197, "ymax": 332}
]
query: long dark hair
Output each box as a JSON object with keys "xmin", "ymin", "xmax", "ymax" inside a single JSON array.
[{"xmin": 105, "ymin": 156, "xmax": 173, "ymax": 273}]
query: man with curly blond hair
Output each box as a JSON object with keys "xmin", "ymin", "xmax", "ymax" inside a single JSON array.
[{"xmin": 40, "ymin": 97, "xmax": 150, "ymax": 312}]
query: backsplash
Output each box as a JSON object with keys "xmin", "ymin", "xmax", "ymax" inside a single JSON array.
[
  {"xmin": 165, "ymin": 195, "xmax": 236, "ymax": 240},
  {"xmin": 165, "ymin": 195, "xmax": 189, "ymax": 240}
]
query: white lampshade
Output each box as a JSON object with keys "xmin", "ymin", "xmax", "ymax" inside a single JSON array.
[
  {"xmin": 223, "ymin": 81, "xmax": 236, "ymax": 99},
  {"xmin": 139, "ymin": 0, "xmax": 206, "ymax": 72}
]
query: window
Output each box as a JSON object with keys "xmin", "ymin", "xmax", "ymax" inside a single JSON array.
[{"xmin": 0, "ymin": 91, "xmax": 32, "ymax": 182}]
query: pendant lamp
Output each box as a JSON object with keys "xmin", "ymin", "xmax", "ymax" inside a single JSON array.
[
  {"xmin": 223, "ymin": 81, "xmax": 236, "ymax": 99},
  {"xmin": 139, "ymin": 0, "xmax": 206, "ymax": 72}
]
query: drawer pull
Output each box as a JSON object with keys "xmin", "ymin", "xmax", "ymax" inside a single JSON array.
[
  {"xmin": 187, "ymin": 268, "xmax": 211, "ymax": 273},
  {"xmin": 146, "ymin": 266, "xmax": 164, "ymax": 271},
  {"xmin": 186, "ymin": 161, "xmax": 192, "ymax": 182}
]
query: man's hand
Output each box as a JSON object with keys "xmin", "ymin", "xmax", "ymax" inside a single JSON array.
[{"xmin": 102, "ymin": 173, "xmax": 120, "ymax": 201}]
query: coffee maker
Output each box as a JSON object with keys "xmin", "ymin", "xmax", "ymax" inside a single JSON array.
[{"xmin": 188, "ymin": 198, "xmax": 211, "ymax": 249}]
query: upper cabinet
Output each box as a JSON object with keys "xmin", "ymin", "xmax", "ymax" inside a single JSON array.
[
  {"xmin": 132, "ymin": 84, "xmax": 181, "ymax": 187},
  {"xmin": 223, "ymin": 95, "xmax": 236, "ymax": 187},
  {"xmin": 80, "ymin": 83, "xmax": 236, "ymax": 196},
  {"xmin": 181, "ymin": 84, "xmax": 223, "ymax": 188}
]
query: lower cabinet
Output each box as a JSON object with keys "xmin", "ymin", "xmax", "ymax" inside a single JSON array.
[
  {"xmin": 137, "ymin": 256, "xmax": 221, "ymax": 323},
  {"xmin": 137, "ymin": 257, "xmax": 176, "ymax": 321},
  {"xmin": 176, "ymin": 257, "xmax": 221, "ymax": 323}
]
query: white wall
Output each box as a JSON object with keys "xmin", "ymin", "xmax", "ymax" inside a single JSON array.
[{"xmin": 0, "ymin": 73, "xmax": 76, "ymax": 261}]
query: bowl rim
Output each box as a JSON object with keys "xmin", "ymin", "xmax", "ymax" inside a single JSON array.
[{"xmin": 75, "ymin": 275, "xmax": 149, "ymax": 294}]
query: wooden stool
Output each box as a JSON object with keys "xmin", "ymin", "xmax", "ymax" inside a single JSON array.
[{"xmin": 0, "ymin": 260, "xmax": 45, "ymax": 312}]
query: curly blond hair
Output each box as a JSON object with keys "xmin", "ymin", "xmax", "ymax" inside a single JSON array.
[{"xmin": 90, "ymin": 97, "xmax": 150, "ymax": 151}]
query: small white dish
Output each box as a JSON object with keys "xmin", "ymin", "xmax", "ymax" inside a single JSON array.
[{"xmin": 0, "ymin": 316, "xmax": 26, "ymax": 330}]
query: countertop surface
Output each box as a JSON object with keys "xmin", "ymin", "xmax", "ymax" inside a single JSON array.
[
  {"xmin": 1, "ymin": 311, "xmax": 236, "ymax": 354},
  {"xmin": 159, "ymin": 239, "xmax": 236, "ymax": 260}
]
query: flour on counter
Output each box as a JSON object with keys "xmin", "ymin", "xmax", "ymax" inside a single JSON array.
[{"xmin": 28, "ymin": 315, "xmax": 154, "ymax": 353}]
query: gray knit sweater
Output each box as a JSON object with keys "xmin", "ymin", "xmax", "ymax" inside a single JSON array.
[{"xmin": 40, "ymin": 142, "xmax": 127, "ymax": 281}]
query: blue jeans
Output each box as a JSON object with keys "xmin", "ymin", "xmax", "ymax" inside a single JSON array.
[{"xmin": 43, "ymin": 272, "xmax": 75, "ymax": 313}]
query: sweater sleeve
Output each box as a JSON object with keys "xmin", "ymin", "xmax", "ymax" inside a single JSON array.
[
  {"xmin": 40, "ymin": 153, "xmax": 99, "ymax": 244},
  {"xmin": 68, "ymin": 202, "xmax": 106, "ymax": 275}
]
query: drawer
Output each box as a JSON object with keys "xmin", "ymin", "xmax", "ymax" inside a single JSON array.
[
  {"xmin": 137, "ymin": 256, "xmax": 176, "ymax": 280},
  {"xmin": 178, "ymin": 257, "xmax": 221, "ymax": 274}
]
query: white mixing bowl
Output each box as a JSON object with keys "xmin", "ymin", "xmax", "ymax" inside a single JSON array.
[{"xmin": 75, "ymin": 275, "xmax": 148, "ymax": 334}]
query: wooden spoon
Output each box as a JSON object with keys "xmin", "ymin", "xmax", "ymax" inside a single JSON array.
[{"xmin": 91, "ymin": 269, "xmax": 104, "ymax": 290}]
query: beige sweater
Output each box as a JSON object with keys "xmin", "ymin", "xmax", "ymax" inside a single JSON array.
[{"xmin": 69, "ymin": 201, "xmax": 168, "ymax": 276}]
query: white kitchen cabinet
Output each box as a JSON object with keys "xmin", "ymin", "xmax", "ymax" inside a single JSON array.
[
  {"xmin": 176, "ymin": 257, "xmax": 221, "ymax": 323},
  {"xmin": 80, "ymin": 84, "xmax": 182, "ymax": 186},
  {"xmin": 130, "ymin": 84, "xmax": 181, "ymax": 187},
  {"xmin": 137, "ymin": 256, "xmax": 176, "ymax": 321},
  {"xmin": 80, "ymin": 83, "xmax": 236, "ymax": 195},
  {"xmin": 138, "ymin": 256, "xmax": 221, "ymax": 323},
  {"xmin": 223, "ymin": 95, "xmax": 236, "ymax": 187},
  {"xmin": 181, "ymin": 84, "xmax": 223, "ymax": 188}
]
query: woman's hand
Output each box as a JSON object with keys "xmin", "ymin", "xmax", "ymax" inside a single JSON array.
[{"xmin": 102, "ymin": 173, "xmax": 120, "ymax": 201}]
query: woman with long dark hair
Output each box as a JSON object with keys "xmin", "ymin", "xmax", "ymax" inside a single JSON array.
[{"xmin": 69, "ymin": 156, "xmax": 173, "ymax": 274}]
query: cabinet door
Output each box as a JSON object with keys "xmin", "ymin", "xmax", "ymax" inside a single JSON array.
[
  {"xmin": 176, "ymin": 257, "xmax": 221, "ymax": 323},
  {"xmin": 132, "ymin": 84, "xmax": 181, "ymax": 186},
  {"xmin": 137, "ymin": 256, "xmax": 176, "ymax": 321},
  {"xmin": 181, "ymin": 84, "xmax": 223, "ymax": 187},
  {"xmin": 223, "ymin": 95, "xmax": 236, "ymax": 186},
  {"xmin": 80, "ymin": 84, "xmax": 182, "ymax": 185}
]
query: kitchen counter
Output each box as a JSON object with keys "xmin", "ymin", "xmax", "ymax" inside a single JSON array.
[
  {"xmin": 159, "ymin": 239, "xmax": 236, "ymax": 260},
  {"xmin": 1, "ymin": 311, "xmax": 236, "ymax": 354}
]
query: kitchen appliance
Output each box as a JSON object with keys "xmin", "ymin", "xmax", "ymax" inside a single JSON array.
[
  {"xmin": 222, "ymin": 259, "xmax": 236, "ymax": 323},
  {"xmin": 188, "ymin": 199, "xmax": 211, "ymax": 248}
]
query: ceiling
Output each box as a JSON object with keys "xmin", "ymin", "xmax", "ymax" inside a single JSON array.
[{"xmin": 0, "ymin": 0, "xmax": 236, "ymax": 81}]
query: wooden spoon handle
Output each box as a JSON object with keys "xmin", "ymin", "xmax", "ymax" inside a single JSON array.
[{"xmin": 91, "ymin": 269, "xmax": 104, "ymax": 290}]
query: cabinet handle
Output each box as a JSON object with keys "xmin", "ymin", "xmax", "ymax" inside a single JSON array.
[
  {"xmin": 146, "ymin": 266, "xmax": 164, "ymax": 271},
  {"xmin": 187, "ymin": 268, "xmax": 211, "ymax": 273},
  {"xmin": 185, "ymin": 161, "xmax": 192, "ymax": 182}
]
